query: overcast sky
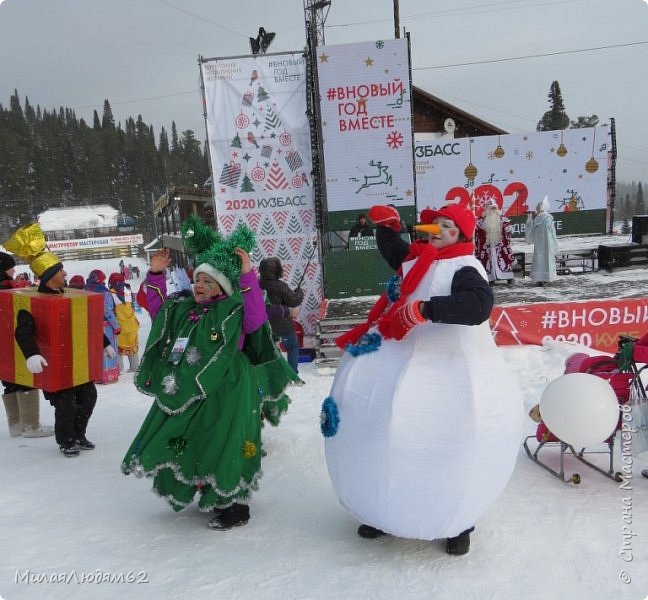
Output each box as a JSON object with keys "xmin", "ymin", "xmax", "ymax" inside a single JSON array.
[{"xmin": 1, "ymin": 0, "xmax": 646, "ymax": 184}]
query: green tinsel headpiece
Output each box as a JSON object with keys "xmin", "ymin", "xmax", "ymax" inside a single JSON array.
[{"xmin": 181, "ymin": 214, "xmax": 255, "ymax": 295}]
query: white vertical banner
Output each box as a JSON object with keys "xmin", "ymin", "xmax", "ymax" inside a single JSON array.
[
  {"xmin": 201, "ymin": 53, "xmax": 322, "ymax": 335},
  {"xmin": 316, "ymin": 38, "xmax": 415, "ymax": 213}
]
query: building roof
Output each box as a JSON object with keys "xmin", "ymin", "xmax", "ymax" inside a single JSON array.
[
  {"xmin": 143, "ymin": 236, "xmax": 163, "ymax": 251},
  {"xmin": 38, "ymin": 204, "xmax": 120, "ymax": 231},
  {"xmin": 412, "ymin": 86, "xmax": 507, "ymax": 137}
]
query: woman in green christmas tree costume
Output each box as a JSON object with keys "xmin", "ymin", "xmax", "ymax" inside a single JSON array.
[{"xmin": 121, "ymin": 216, "xmax": 298, "ymax": 529}]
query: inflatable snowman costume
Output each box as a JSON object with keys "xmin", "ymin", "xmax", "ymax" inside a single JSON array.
[{"xmin": 324, "ymin": 205, "xmax": 523, "ymax": 541}]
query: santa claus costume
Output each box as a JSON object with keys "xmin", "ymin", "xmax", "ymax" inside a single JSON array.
[{"xmin": 474, "ymin": 200, "xmax": 515, "ymax": 283}]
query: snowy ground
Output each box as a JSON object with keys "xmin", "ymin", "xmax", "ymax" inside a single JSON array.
[{"xmin": 1, "ymin": 253, "xmax": 648, "ymax": 600}]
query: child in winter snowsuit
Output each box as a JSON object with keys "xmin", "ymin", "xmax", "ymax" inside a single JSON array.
[
  {"xmin": 85, "ymin": 269, "xmax": 121, "ymax": 383},
  {"xmin": 108, "ymin": 272, "xmax": 140, "ymax": 372}
]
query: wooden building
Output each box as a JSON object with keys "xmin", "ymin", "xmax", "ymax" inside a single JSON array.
[
  {"xmin": 37, "ymin": 205, "xmax": 143, "ymax": 262},
  {"xmin": 153, "ymin": 185, "xmax": 215, "ymax": 267},
  {"xmin": 412, "ymin": 86, "xmax": 506, "ymax": 138}
]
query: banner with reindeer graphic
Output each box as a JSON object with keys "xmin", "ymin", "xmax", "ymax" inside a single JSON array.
[{"xmin": 315, "ymin": 38, "xmax": 415, "ymax": 221}]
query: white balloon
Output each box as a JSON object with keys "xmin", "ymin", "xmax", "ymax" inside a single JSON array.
[{"xmin": 539, "ymin": 373, "xmax": 619, "ymax": 448}]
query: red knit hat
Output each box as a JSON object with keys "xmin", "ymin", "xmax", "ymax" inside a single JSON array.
[
  {"xmin": 87, "ymin": 269, "xmax": 106, "ymax": 284},
  {"xmin": 108, "ymin": 272, "xmax": 125, "ymax": 289},
  {"xmin": 420, "ymin": 204, "xmax": 476, "ymax": 241},
  {"xmin": 67, "ymin": 275, "xmax": 85, "ymax": 289}
]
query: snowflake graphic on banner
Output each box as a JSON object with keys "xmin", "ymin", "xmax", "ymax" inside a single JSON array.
[{"xmin": 386, "ymin": 130, "xmax": 404, "ymax": 149}]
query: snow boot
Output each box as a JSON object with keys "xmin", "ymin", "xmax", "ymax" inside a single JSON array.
[
  {"xmin": 17, "ymin": 389, "xmax": 54, "ymax": 438},
  {"xmin": 2, "ymin": 392, "xmax": 22, "ymax": 437},
  {"xmin": 357, "ymin": 524, "xmax": 386, "ymax": 539},
  {"xmin": 75, "ymin": 435, "xmax": 95, "ymax": 450},
  {"xmin": 208, "ymin": 503, "xmax": 250, "ymax": 530},
  {"xmin": 127, "ymin": 353, "xmax": 140, "ymax": 373},
  {"xmin": 445, "ymin": 527, "xmax": 475, "ymax": 556},
  {"xmin": 60, "ymin": 443, "xmax": 80, "ymax": 457}
]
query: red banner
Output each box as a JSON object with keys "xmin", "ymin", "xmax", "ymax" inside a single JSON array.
[
  {"xmin": 0, "ymin": 289, "xmax": 103, "ymax": 392},
  {"xmin": 490, "ymin": 299, "xmax": 648, "ymax": 354}
]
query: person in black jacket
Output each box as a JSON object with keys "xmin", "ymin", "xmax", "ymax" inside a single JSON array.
[
  {"xmin": 348, "ymin": 213, "xmax": 374, "ymax": 238},
  {"xmin": 258, "ymin": 257, "xmax": 304, "ymax": 376}
]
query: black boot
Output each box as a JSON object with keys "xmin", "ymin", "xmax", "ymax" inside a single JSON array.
[
  {"xmin": 357, "ymin": 524, "xmax": 386, "ymax": 539},
  {"xmin": 59, "ymin": 443, "xmax": 80, "ymax": 457},
  {"xmin": 445, "ymin": 527, "xmax": 475, "ymax": 555},
  {"xmin": 208, "ymin": 503, "xmax": 250, "ymax": 530},
  {"xmin": 75, "ymin": 435, "xmax": 95, "ymax": 450},
  {"xmin": 642, "ymin": 469, "xmax": 648, "ymax": 479}
]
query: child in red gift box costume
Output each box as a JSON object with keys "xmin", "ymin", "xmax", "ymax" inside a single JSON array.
[
  {"xmin": 4, "ymin": 224, "xmax": 116, "ymax": 457},
  {"xmin": 323, "ymin": 204, "xmax": 522, "ymax": 555}
]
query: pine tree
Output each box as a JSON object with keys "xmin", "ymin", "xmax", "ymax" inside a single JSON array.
[
  {"xmin": 240, "ymin": 173, "xmax": 255, "ymax": 192},
  {"xmin": 24, "ymin": 96, "xmax": 36, "ymax": 127},
  {"xmin": 181, "ymin": 130, "xmax": 206, "ymax": 185},
  {"xmin": 621, "ymin": 217, "xmax": 631, "ymax": 234},
  {"xmin": 0, "ymin": 90, "xmax": 217, "ymax": 239},
  {"xmin": 570, "ymin": 115, "xmax": 599, "ymax": 129},
  {"xmin": 101, "ymin": 99, "xmax": 115, "ymax": 129},
  {"xmin": 537, "ymin": 81, "xmax": 570, "ymax": 131},
  {"xmin": 1, "ymin": 90, "xmax": 30, "ymax": 204}
]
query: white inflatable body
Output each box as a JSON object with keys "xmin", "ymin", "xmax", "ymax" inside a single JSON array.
[{"xmin": 325, "ymin": 255, "xmax": 523, "ymax": 540}]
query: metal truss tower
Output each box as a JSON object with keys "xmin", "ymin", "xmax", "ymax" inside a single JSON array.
[{"xmin": 304, "ymin": 1, "xmax": 332, "ymax": 254}]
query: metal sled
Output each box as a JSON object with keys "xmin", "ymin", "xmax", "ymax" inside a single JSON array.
[
  {"xmin": 524, "ymin": 336, "xmax": 648, "ymax": 484},
  {"xmin": 523, "ymin": 435, "xmax": 622, "ymax": 484}
]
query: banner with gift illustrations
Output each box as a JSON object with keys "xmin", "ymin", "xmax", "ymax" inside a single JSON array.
[
  {"xmin": 200, "ymin": 52, "xmax": 322, "ymax": 335},
  {"xmin": 490, "ymin": 298, "xmax": 648, "ymax": 354},
  {"xmin": 415, "ymin": 127, "xmax": 609, "ymax": 234},
  {"xmin": 316, "ymin": 38, "xmax": 415, "ymax": 216}
]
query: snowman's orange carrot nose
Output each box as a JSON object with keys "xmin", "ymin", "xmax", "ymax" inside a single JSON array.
[{"xmin": 414, "ymin": 223, "xmax": 442, "ymax": 235}]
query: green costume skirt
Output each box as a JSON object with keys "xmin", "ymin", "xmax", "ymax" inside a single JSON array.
[{"xmin": 121, "ymin": 295, "xmax": 296, "ymax": 512}]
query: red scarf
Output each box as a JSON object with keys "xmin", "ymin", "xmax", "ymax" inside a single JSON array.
[{"xmin": 335, "ymin": 241, "xmax": 475, "ymax": 347}]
